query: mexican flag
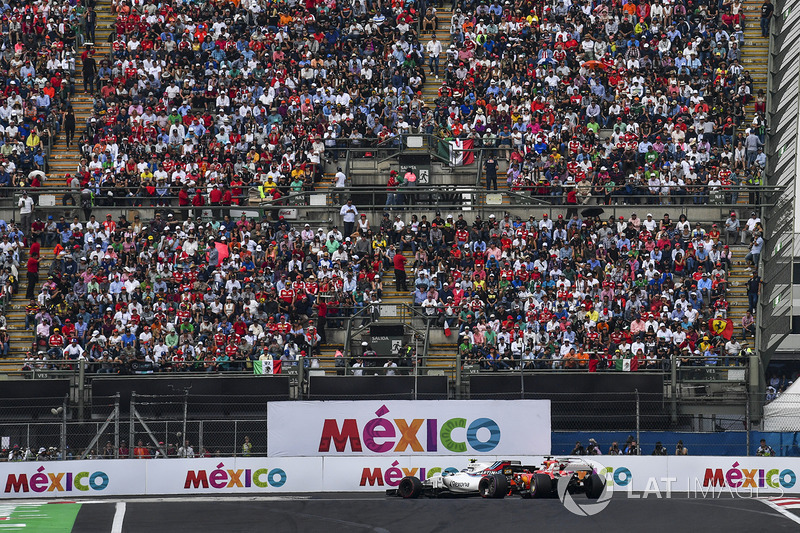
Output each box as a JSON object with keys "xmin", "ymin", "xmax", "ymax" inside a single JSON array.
[
  {"xmin": 449, "ymin": 139, "xmax": 475, "ymax": 166},
  {"xmin": 615, "ymin": 354, "xmax": 638, "ymax": 372},
  {"xmin": 709, "ymin": 318, "xmax": 734, "ymax": 340},
  {"xmin": 253, "ymin": 359, "xmax": 281, "ymax": 375}
]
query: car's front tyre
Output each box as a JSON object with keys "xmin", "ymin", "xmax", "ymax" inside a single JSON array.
[{"xmin": 397, "ymin": 476, "xmax": 423, "ymax": 499}]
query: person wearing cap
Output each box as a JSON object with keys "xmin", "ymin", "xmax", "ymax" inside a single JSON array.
[
  {"xmin": 18, "ymin": 191, "xmax": 34, "ymax": 233},
  {"xmin": 483, "ymin": 153, "xmax": 498, "ymax": 190},
  {"xmin": 339, "ymin": 198, "xmax": 358, "ymax": 237},
  {"xmin": 724, "ymin": 211, "xmax": 740, "ymax": 245},
  {"xmin": 743, "ymin": 211, "xmax": 761, "ymax": 244}
]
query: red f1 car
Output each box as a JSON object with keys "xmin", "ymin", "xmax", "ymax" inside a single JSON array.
[{"xmin": 389, "ymin": 458, "xmax": 605, "ymax": 499}]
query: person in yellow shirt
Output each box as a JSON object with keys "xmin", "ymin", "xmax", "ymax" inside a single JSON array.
[
  {"xmin": 263, "ymin": 176, "xmax": 277, "ymax": 194},
  {"xmin": 26, "ymin": 130, "xmax": 41, "ymax": 149}
]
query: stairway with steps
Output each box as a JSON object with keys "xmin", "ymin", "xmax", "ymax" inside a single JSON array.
[
  {"xmin": 741, "ymin": 0, "xmax": 770, "ymax": 125},
  {"xmin": 315, "ymin": 249, "xmax": 438, "ymax": 371},
  {"xmin": 47, "ymin": 0, "xmax": 115, "ymax": 202},
  {"xmin": 419, "ymin": 11, "xmax": 452, "ymax": 112},
  {"xmin": 726, "ymin": 244, "xmax": 757, "ymax": 342},
  {"xmin": 4, "ymin": 251, "xmax": 55, "ymax": 362}
]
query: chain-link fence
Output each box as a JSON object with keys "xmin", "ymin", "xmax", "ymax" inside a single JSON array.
[{"xmin": 1, "ymin": 389, "xmax": 790, "ymax": 458}]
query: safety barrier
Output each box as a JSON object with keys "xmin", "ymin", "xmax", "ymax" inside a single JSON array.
[{"xmin": 2, "ymin": 456, "xmax": 799, "ymax": 497}]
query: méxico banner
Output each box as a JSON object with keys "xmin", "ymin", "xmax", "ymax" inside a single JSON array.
[
  {"xmin": 266, "ymin": 400, "xmax": 551, "ymax": 457},
  {"xmin": 3, "ymin": 456, "xmax": 800, "ymax": 497}
]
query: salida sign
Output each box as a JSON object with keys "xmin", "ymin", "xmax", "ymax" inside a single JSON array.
[{"xmin": 267, "ymin": 400, "xmax": 551, "ymax": 457}]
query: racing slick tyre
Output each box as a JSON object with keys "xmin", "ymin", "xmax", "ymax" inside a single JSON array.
[
  {"xmin": 479, "ymin": 474, "xmax": 508, "ymax": 499},
  {"xmin": 398, "ymin": 476, "xmax": 423, "ymax": 499},
  {"xmin": 585, "ymin": 473, "xmax": 605, "ymax": 499},
  {"xmin": 530, "ymin": 473, "xmax": 553, "ymax": 499}
]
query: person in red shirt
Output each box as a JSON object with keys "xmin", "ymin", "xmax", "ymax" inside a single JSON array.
[
  {"xmin": 209, "ymin": 184, "xmax": 223, "ymax": 219},
  {"xmin": 26, "ymin": 251, "xmax": 40, "ymax": 300},
  {"xmin": 393, "ymin": 251, "xmax": 407, "ymax": 291},
  {"xmin": 49, "ymin": 329, "xmax": 65, "ymax": 356},
  {"xmin": 103, "ymin": 214, "xmax": 116, "ymax": 234}
]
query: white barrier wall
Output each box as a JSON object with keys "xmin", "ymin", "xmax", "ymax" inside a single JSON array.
[
  {"xmin": 267, "ymin": 400, "xmax": 552, "ymax": 457},
  {"xmin": 2, "ymin": 456, "xmax": 800, "ymax": 498}
]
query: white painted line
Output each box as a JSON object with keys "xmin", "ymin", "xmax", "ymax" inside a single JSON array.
[
  {"xmin": 761, "ymin": 499, "xmax": 800, "ymax": 526},
  {"xmin": 0, "ymin": 525, "xmax": 26, "ymax": 528},
  {"xmin": 110, "ymin": 502, "xmax": 126, "ymax": 533}
]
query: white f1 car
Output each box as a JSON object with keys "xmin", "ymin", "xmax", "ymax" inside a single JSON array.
[
  {"xmin": 387, "ymin": 458, "xmax": 605, "ymax": 499},
  {"xmin": 387, "ymin": 460, "xmax": 532, "ymax": 499}
]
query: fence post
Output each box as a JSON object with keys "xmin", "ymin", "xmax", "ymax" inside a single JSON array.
[
  {"xmin": 198, "ymin": 421, "xmax": 203, "ymax": 457},
  {"xmin": 455, "ymin": 350, "xmax": 462, "ymax": 400},
  {"xmin": 298, "ymin": 360, "xmax": 304, "ymax": 401},
  {"xmin": 114, "ymin": 393, "xmax": 120, "ymax": 460},
  {"xmin": 61, "ymin": 395, "xmax": 67, "ymax": 459},
  {"xmin": 520, "ymin": 359, "xmax": 525, "ymax": 400},
  {"xmin": 414, "ymin": 355, "xmax": 418, "ymax": 401},
  {"xmin": 746, "ymin": 396, "xmax": 751, "ymax": 457},
  {"xmin": 129, "ymin": 392, "xmax": 135, "ymax": 459},
  {"xmin": 670, "ymin": 353, "xmax": 677, "ymax": 423},
  {"xmin": 78, "ymin": 359, "xmax": 85, "ymax": 421},
  {"xmin": 182, "ymin": 390, "xmax": 188, "ymax": 450},
  {"xmin": 635, "ymin": 389, "xmax": 640, "ymax": 451},
  {"xmin": 233, "ymin": 421, "xmax": 238, "ymax": 458}
]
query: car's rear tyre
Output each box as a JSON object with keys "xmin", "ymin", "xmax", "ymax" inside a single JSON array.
[
  {"xmin": 398, "ymin": 476, "xmax": 423, "ymax": 499},
  {"xmin": 530, "ymin": 473, "xmax": 553, "ymax": 499},
  {"xmin": 585, "ymin": 473, "xmax": 605, "ymax": 499},
  {"xmin": 479, "ymin": 474, "xmax": 508, "ymax": 498}
]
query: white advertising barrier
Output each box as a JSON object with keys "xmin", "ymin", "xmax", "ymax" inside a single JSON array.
[
  {"xmin": 0, "ymin": 459, "xmax": 146, "ymax": 498},
  {"xmin": 267, "ymin": 400, "xmax": 551, "ymax": 457},
  {"xmin": 145, "ymin": 457, "xmax": 323, "ymax": 495},
  {"xmin": 3, "ymin": 456, "xmax": 800, "ymax": 498}
]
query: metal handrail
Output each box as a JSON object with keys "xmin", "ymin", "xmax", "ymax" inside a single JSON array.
[{"xmin": 4, "ymin": 353, "xmax": 751, "ymax": 371}]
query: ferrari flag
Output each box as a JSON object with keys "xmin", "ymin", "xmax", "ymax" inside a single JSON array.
[
  {"xmin": 449, "ymin": 139, "xmax": 475, "ymax": 166},
  {"xmin": 709, "ymin": 318, "xmax": 734, "ymax": 340},
  {"xmin": 253, "ymin": 359, "xmax": 281, "ymax": 375}
]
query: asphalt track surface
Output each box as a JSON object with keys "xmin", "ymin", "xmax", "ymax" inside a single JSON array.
[{"xmin": 62, "ymin": 493, "xmax": 800, "ymax": 533}]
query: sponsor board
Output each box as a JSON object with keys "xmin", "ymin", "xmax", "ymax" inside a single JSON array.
[
  {"xmin": 0, "ymin": 460, "xmax": 144, "ymax": 497},
  {"xmin": 1, "ymin": 456, "xmax": 800, "ymax": 498},
  {"xmin": 148, "ymin": 457, "xmax": 321, "ymax": 495},
  {"xmin": 267, "ymin": 400, "xmax": 551, "ymax": 457}
]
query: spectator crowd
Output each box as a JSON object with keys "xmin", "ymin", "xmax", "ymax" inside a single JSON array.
[
  {"xmin": 0, "ymin": 0, "xmax": 94, "ymax": 197},
  {"xmin": 3, "ymin": 0, "xmax": 769, "ymax": 378},
  {"xmin": 414, "ymin": 0, "xmax": 767, "ymax": 208},
  {"xmin": 71, "ymin": 0, "xmax": 426, "ymax": 211}
]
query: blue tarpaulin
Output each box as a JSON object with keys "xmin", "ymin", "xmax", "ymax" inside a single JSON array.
[{"xmin": 553, "ymin": 431, "xmax": 800, "ymax": 456}]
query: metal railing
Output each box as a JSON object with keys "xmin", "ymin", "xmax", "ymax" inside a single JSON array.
[
  {"xmin": 0, "ymin": 387, "xmax": 775, "ymax": 459},
  {"xmin": 2, "ymin": 353, "xmax": 752, "ymax": 380}
]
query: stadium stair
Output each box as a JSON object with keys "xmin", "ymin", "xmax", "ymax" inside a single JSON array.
[
  {"xmin": 741, "ymin": 0, "xmax": 769, "ymax": 125},
  {"xmin": 47, "ymin": 0, "xmax": 114, "ymax": 205},
  {"xmin": 5, "ymin": 250, "xmax": 56, "ymax": 362},
  {"xmin": 419, "ymin": 11, "xmax": 452, "ymax": 111},
  {"xmin": 726, "ymin": 244, "xmax": 755, "ymax": 341}
]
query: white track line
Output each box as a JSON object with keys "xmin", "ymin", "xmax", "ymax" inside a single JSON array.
[
  {"xmin": 110, "ymin": 502, "xmax": 126, "ymax": 533},
  {"xmin": 761, "ymin": 499, "xmax": 800, "ymax": 526}
]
